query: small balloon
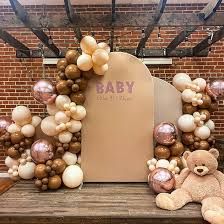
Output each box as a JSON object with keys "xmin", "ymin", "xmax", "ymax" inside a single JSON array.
[
  {"xmin": 7, "ymin": 123, "xmax": 21, "ymax": 134},
  {"xmin": 77, "ymin": 54, "xmax": 93, "ymax": 71},
  {"xmin": 92, "ymin": 49, "xmax": 109, "ymax": 66},
  {"xmin": 206, "ymin": 80, "xmax": 224, "ymax": 99},
  {"xmin": 48, "ymin": 175, "xmax": 62, "ymax": 190},
  {"xmin": 55, "ymin": 95, "xmax": 71, "ymax": 110},
  {"xmin": 93, "ymin": 63, "xmax": 108, "ymax": 76},
  {"xmin": 80, "ymin": 35, "xmax": 98, "ymax": 55},
  {"xmin": 31, "ymin": 116, "xmax": 42, "ymax": 128},
  {"xmin": 57, "ymin": 58, "xmax": 68, "ymax": 71},
  {"xmin": 98, "ymin": 42, "xmax": 110, "ymax": 53},
  {"xmin": 65, "ymin": 50, "xmax": 79, "ymax": 64},
  {"xmin": 178, "ymin": 114, "xmax": 196, "ymax": 132},
  {"xmin": 18, "ymin": 162, "xmax": 36, "ymax": 180},
  {"xmin": 12, "ymin": 106, "xmax": 32, "ymax": 126},
  {"xmin": 21, "ymin": 124, "xmax": 35, "ymax": 138},
  {"xmin": 41, "ymin": 116, "xmax": 58, "ymax": 137}
]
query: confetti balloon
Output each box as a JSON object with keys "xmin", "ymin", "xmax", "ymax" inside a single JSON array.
[
  {"xmin": 32, "ymin": 79, "xmax": 56, "ymax": 105},
  {"xmin": 0, "ymin": 116, "xmax": 13, "ymax": 136},
  {"xmin": 153, "ymin": 122, "xmax": 178, "ymax": 145},
  {"xmin": 148, "ymin": 168, "xmax": 175, "ymax": 194},
  {"xmin": 31, "ymin": 139, "xmax": 54, "ymax": 164},
  {"xmin": 206, "ymin": 80, "xmax": 224, "ymax": 99}
]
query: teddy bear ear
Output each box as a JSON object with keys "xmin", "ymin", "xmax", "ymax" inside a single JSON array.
[
  {"xmin": 183, "ymin": 151, "xmax": 191, "ymax": 160},
  {"xmin": 209, "ymin": 148, "xmax": 219, "ymax": 159}
]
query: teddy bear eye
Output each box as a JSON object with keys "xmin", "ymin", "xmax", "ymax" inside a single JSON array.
[
  {"xmin": 202, "ymin": 164, "xmax": 205, "ymax": 166},
  {"xmin": 195, "ymin": 164, "xmax": 197, "ymax": 167}
]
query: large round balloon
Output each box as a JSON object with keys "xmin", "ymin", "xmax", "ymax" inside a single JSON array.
[
  {"xmin": 12, "ymin": 106, "xmax": 32, "ymax": 126},
  {"xmin": 206, "ymin": 80, "xmax": 224, "ymax": 99},
  {"xmin": 55, "ymin": 95, "xmax": 71, "ymax": 110},
  {"xmin": 0, "ymin": 116, "xmax": 13, "ymax": 136},
  {"xmin": 80, "ymin": 36, "xmax": 98, "ymax": 55},
  {"xmin": 77, "ymin": 54, "xmax": 93, "ymax": 71},
  {"xmin": 41, "ymin": 116, "xmax": 58, "ymax": 136},
  {"xmin": 172, "ymin": 73, "xmax": 191, "ymax": 92},
  {"xmin": 153, "ymin": 122, "xmax": 178, "ymax": 145},
  {"xmin": 18, "ymin": 162, "xmax": 36, "ymax": 180},
  {"xmin": 178, "ymin": 114, "xmax": 196, "ymax": 132},
  {"xmin": 31, "ymin": 139, "xmax": 54, "ymax": 164},
  {"xmin": 32, "ymin": 79, "xmax": 56, "ymax": 105},
  {"xmin": 92, "ymin": 49, "xmax": 109, "ymax": 66}
]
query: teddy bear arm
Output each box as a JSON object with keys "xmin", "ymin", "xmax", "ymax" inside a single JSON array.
[
  {"xmin": 175, "ymin": 168, "xmax": 190, "ymax": 189},
  {"xmin": 213, "ymin": 171, "xmax": 224, "ymax": 192}
]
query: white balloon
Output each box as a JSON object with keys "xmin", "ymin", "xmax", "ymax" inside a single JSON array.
[
  {"xmin": 5, "ymin": 156, "xmax": 19, "ymax": 168},
  {"xmin": 58, "ymin": 131, "xmax": 73, "ymax": 143},
  {"xmin": 77, "ymin": 54, "xmax": 93, "ymax": 71},
  {"xmin": 31, "ymin": 116, "xmax": 42, "ymax": 127},
  {"xmin": 62, "ymin": 152, "xmax": 77, "ymax": 165},
  {"xmin": 92, "ymin": 49, "xmax": 109, "ymax": 66},
  {"xmin": 67, "ymin": 120, "xmax": 82, "ymax": 133},
  {"xmin": 194, "ymin": 126, "xmax": 211, "ymax": 140},
  {"xmin": 182, "ymin": 89, "xmax": 196, "ymax": 103},
  {"xmin": 178, "ymin": 114, "xmax": 196, "ymax": 132},
  {"xmin": 98, "ymin": 42, "xmax": 110, "ymax": 53},
  {"xmin": 192, "ymin": 78, "xmax": 207, "ymax": 92},
  {"xmin": 156, "ymin": 159, "xmax": 170, "ymax": 169},
  {"xmin": 18, "ymin": 162, "xmax": 36, "ymax": 180},
  {"xmin": 172, "ymin": 73, "xmax": 192, "ymax": 92},
  {"xmin": 62, "ymin": 165, "xmax": 83, "ymax": 188},
  {"xmin": 41, "ymin": 116, "xmax": 58, "ymax": 136},
  {"xmin": 7, "ymin": 123, "xmax": 21, "ymax": 133},
  {"xmin": 93, "ymin": 63, "xmax": 108, "ymax": 76},
  {"xmin": 205, "ymin": 119, "xmax": 215, "ymax": 131},
  {"xmin": 12, "ymin": 106, "xmax": 32, "ymax": 126},
  {"xmin": 71, "ymin": 105, "xmax": 86, "ymax": 121},
  {"xmin": 55, "ymin": 95, "xmax": 71, "ymax": 110},
  {"xmin": 80, "ymin": 35, "xmax": 98, "ymax": 55},
  {"xmin": 55, "ymin": 111, "xmax": 70, "ymax": 124},
  {"xmin": 47, "ymin": 103, "xmax": 60, "ymax": 115},
  {"xmin": 21, "ymin": 124, "xmax": 35, "ymax": 137}
]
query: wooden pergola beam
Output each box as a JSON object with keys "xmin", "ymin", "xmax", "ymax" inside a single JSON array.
[
  {"xmin": 9, "ymin": 0, "xmax": 61, "ymax": 57},
  {"xmin": 0, "ymin": 29, "xmax": 30, "ymax": 56},
  {"xmin": 136, "ymin": 0, "xmax": 167, "ymax": 56},
  {"xmin": 64, "ymin": 0, "xmax": 82, "ymax": 42},
  {"xmin": 110, "ymin": 0, "xmax": 116, "ymax": 52},
  {"xmin": 166, "ymin": 0, "xmax": 222, "ymax": 55},
  {"xmin": 193, "ymin": 26, "xmax": 224, "ymax": 55}
]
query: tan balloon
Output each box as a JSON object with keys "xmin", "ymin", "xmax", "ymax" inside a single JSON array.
[
  {"xmin": 12, "ymin": 106, "xmax": 32, "ymax": 126},
  {"xmin": 98, "ymin": 42, "xmax": 110, "ymax": 53},
  {"xmin": 62, "ymin": 151, "xmax": 77, "ymax": 165},
  {"xmin": 77, "ymin": 54, "xmax": 93, "ymax": 71},
  {"xmin": 41, "ymin": 116, "xmax": 58, "ymax": 136},
  {"xmin": 18, "ymin": 162, "xmax": 36, "ymax": 180},
  {"xmin": 194, "ymin": 126, "xmax": 211, "ymax": 140},
  {"xmin": 21, "ymin": 124, "xmax": 35, "ymax": 137},
  {"xmin": 93, "ymin": 63, "xmax": 108, "ymax": 76},
  {"xmin": 80, "ymin": 35, "xmax": 98, "ymax": 55},
  {"xmin": 67, "ymin": 120, "xmax": 82, "ymax": 133},
  {"xmin": 47, "ymin": 103, "xmax": 60, "ymax": 116},
  {"xmin": 31, "ymin": 116, "xmax": 42, "ymax": 128},
  {"xmin": 92, "ymin": 49, "xmax": 109, "ymax": 66},
  {"xmin": 58, "ymin": 131, "xmax": 73, "ymax": 143},
  {"xmin": 71, "ymin": 105, "xmax": 86, "ymax": 121},
  {"xmin": 55, "ymin": 95, "xmax": 71, "ymax": 110},
  {"xmin": 7, "ymin": 123, "xmax": 21, "ymax": 133},
  {"xmin": 5, "ymin": 156, "xmax": 19, "ymax": 168},
  {"xmin": 55, "ymin": 111, "xmax": 70, "ymax": 125}
]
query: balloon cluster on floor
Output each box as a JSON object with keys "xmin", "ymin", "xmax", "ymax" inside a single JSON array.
[
  {"xmin": 148, "ymin": 73, "xmax": 223, "ymax": 194},
  {"xmin": 0, "ymin": 35, "xmax": 110, "ymax": 190}
]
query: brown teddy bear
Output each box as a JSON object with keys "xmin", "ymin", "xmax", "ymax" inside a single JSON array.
[{"xmin": 156, "ymin": 148, "xmax": 224, "ymax": 224}]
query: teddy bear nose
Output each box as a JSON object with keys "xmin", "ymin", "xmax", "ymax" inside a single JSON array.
[{"xmin": 197, "ymin": 168, "xmax": 203, "ymax": 173}]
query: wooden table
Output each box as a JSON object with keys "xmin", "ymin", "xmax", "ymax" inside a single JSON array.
[{"xmin": 0, "ymin": 181, "xmax": 208, "ymax": 224}]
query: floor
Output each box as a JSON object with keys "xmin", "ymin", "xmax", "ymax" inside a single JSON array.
[{"xmin": 0, "ymin": 178, "xmax": 14, "ymax": 195}]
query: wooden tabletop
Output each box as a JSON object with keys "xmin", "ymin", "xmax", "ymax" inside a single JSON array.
[{"xmin": 0, "ymin": 180, "xmax": 208, "ymax": 224}]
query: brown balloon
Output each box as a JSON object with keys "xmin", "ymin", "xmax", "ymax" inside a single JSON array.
[
  {"xmin": 209, "ymin": 100, "xmax": 218, "ymax": 112},
  {"xmin": 10, "ymin": 132, "xmax": 24, "ymax": 144},
  {"xmin": 58, "ymin": 72, "xmax": 66, "ymax": 80},
  {"xmin": 35, "ymin": 179, "xmax": 42, "ymax": 188},
  {"xmin": 199, "ymin": 94, "xmax": 212, "ymax": 109},
  {"xmin": 182, "ymin": 103, "xmax": 197, "ymax": 114},
  {"xmin": 169, "ymin": 156, "xmax": 183, "ymax": 168},
  {"xmin": 65, "ymin": 50, "xmax": 79, "ymax": 64},
  {"xmin": 181, "ymin": 132, "xmax": 195, "ymax": 146},
  {"xmin": 72, "ymin": 84, "xmax": 80, "ymax": 92},
  {"xmin": 66, "ymin": 79, "xmax": 74, "ymax": 87},
  {"xmin": 35, "ymin": 164, "xmax": 48, "ymax": 179},
  {"xmin": 198, "ymin": 140, "xmax": 210, "ymax": 150},
  {"xmin": 199, "ymin": 109, "xmax": 210, "ymax": 122},
  {"xmin": 25, "ymin": 138, "xmax": 33, "ymax": 146},
  {"xmin": 75, "ymin": 78, "xmax": 88, "ymax": 91},
  {"xmin": 70, "ymin": 92, "xmax": 86, "ymax": 105},
  {"xmin": 7, "ymin": 146, "xmax": 20, "ymax": 159},
  {"xmin": 56, "ymin": 80, "xmax": 71, "ymax": 95},
  {"xmin": 82, "ymin": 69, "xmax": 95, "ymax": 79},
  {"xmin": 48, "ymin": 175, "xmax": 62, "ymax": 190},
  {"xmin": 170, "ymin": 141, "xmax": 184, "ymax": 156},
  {"xmin": 65, "ymin": 64, "xmax": 81, "ymax": 80},
  {"xmin": 57, "ymin": 58, "xmax": 68, "ymax": 72},
  {"xmin": 154, "ymin": 145, "xmax": 170, "ymax": 159},
  {"xmin": 69, "ymin": 141, "xmax": 81, "ymax": 153},
  {"xmin": 52, "ymin": 158, "xmax": 66, "ymax": 174}
]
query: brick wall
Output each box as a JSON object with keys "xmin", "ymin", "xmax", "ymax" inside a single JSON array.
[{"xmin": 0, "ymin": 3, "xmax": 224, "ymax": 171}]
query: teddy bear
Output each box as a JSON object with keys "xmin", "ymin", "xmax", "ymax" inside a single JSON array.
[{"xmin": 156, "ymin": 148, "xmax": 224, "ymax": 224}]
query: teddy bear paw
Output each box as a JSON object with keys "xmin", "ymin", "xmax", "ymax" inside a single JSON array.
[
  {"xmin": 204, "ymin": 210, "xmax": 224, "ymax": 224},
  {"xmin": 156, "ymin": 193, "xmax": 176, "ymax": 211}
]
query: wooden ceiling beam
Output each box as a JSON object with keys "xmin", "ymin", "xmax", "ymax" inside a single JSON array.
[
  {"xmin": 166, "ymin": 0, "xmax": 222, "ymax": 55},
  {"xmin": 64, "ymin": 0, "xmax": 82, "ymax": 42},
  {"xmin": 9, "ymin": 0, "xmax": 61, "ymax": 57},
  {"xmin": 136, "ymin": 0, "xmax": 167, "ymax": 56}
]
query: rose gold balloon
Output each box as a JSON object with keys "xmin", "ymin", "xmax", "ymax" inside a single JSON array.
[
  {"xmin": 148, "ymin": 168, "xmax": 175, "ymax": 194},
  {"xmin": 0, "ymin": 116, "xmax": 13, "ymax": 137},
  {"xmin": 206, "ymin": 80, "xmax": 224, "ymax": 99},
  {"xmin": 32, "ymin": 79, "xmax": 57, "ymax": 105},
  {"xmin": 31, "ymin": 139, "xmax": 54, "ymax": 164},
  {"xmin": 153, "ymin": 122, "xmax": 178, "ymax": 145}
]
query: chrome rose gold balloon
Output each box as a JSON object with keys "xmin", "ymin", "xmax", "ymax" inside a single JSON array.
[
  {"xmin": 206, "ymin": 80, "xmax": 224, "ymax": 99},
  {"xmin": 0, "ymin": 116, "xmax": 13, "ymax": 136},
  {"xmin": 32, "ymin": 79, "xmax": 57, "ymax": 105},
  {"xmin": 153, "ymin": 122, "xmax": 178, "ymax": 145},
  {"xmin": 31, "ymin": 139, "xmax": 54, "ymax": 164},
  {"xmin": 148, "ymin": 168, "xmax": 175, "ymax": 194}
]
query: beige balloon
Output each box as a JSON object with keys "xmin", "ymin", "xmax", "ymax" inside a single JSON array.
[
  {"xmin": 172, "ymin": 73, "xmax": 191, "ymax": 92},
  {"xmin": 80, "ymin": 35, "xmax": 98, "ymax": 55},
  {"xmin": 47, "ymin": 103, "xmax": 60, "ymax": 116},
  {"xmin": 92, "ymin": 49, "xmax": 109, "ymax": 66},
  {"xmin": 93, "ymin": 63, "xmax": 108, "ymax": 76},
  {"xmin": 12, "ymin": 106, "xmax": 32, "ymax": 126},
  {"xmin": 5, "ymin": 156, "xmax": 19, "ymax": 168},
  {"xmin": 58, "ymin": 131, "xmax": 73, "ymax": 143},
  {"xmin": 67, "ymin": 119, "xmax": 82, "ymax": 133},
  {"xmin": 77, "ymin": 54, "xmax": 93, "ymax": 71},
  {"xmin": 194, "ymin": 126, "xmax": 211, "ymax": 140},
  {"xmin": 7, "ymin": 123, "xmax": 21, "ymax": 133},
  {"xmin": 18, "ymin": 162, "xmax": 36, "ymax": 180},
  {"xmin": 21, "ymin": 124, "xmax": 35, "ymax": 137},
  {"xmin": 98, "ymin": 42, "xmax": 110, "ymax": 53},
  {"xmin": 62, "ymin": 152, "xmax": 77, "ymax": 165},
  {"xmin": 41, "ymin": 116, "xmax": 58, "ymax": 136},
  {"xmin": 55, "ymin": 111, "xmax": 70, "ymax": 124},
  {"xmin": 55, "ymin": 95, "xmax": 71, "ymax": 110},
  {"xmin": 31, "ymin": 116, "xmax": 42, "ymax": 127},
  {"xmin": 71, "ymin": 105, "xmax": 86, "ymax": 121}
]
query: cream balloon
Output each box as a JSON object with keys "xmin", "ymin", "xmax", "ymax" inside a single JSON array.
[
  {"xmin": 77, "ymin": 54, "xmax": 93, "ymax": 71},
  {"xmin": 182, "ymin": 89, "xmax": 196, "ymax": 103},
  {"xmin": 55, "ymin": 95, "xmax": 71, "ymax": 110},
  {"xmin": 156, "ymin": 159, "xmax": 170, "ymax": 169},
  {"xmin": 62, "ymin": 152, "xmax": 77, "ymax": 165},
  {"xmin": 80, "ymin": 35, "xmax": 98, "ymax": 55},
  {"xmin": 93, "ymin": 63, "xmax": 108, "ymax": 76},
  {"xmin": 178, "ymin": 114, "xmax": 196, "ymax": 132},
  {"xmin": 192, "ymin": 78, "xmax": 207, "ymax": 92},
  {"xmin": 18, "ymin": 162, "xmax": 36, "ymax": 180},
  {"xmin": 194, "ymin": 126, "xmax": 211, "ymax": 140},
  {"xmin": 98, "ymin": 42, "xmax": 110, "ymax": 53},
  {"xmin": 5, "ymin": 156, "xmax": 19, "ymax": 168},
  {"xmin": 47, "ymin": 103, "xmax": 60, "ymax": 116},
  {"xmin": 58, "ymin": 131, "xmax": 73, "ymax": 143},
  {"xmin": 67, "ymin": 120, "xmax": 82, "ymax": 133},
  {"xmin": 12, "ymin": 106, "xmax": 32, "ymax": 126},
  {"xmin": 172, "ymin": 73, "xmax": 192, "ymax": 92},
  {"xmin": 92, "ymin": 49, "xmax": 109, "ymax": 66},
  {"xmin": 62, "ymin": 165, "xmax": 83, "ymax": 188},
  {"xmin": 31, "ymin": 116, "xmax": 42, "ymax": 127},
  {"xmin": 41, "ymin": 116, "xmax": 58, "ymax": 136},
  {"xmin": 21, "ymin": 124, "xmax": 35, "ymax": 137},
  {"xmin": 205, "ymin": 119, "xmax": 215, "ymax": 131},
  {"xmin": 71, "ymin": 105, "xmax": 86, "ymax": 121},
  {"xmin": 7, "ymin": 123, "xmax": 21, "ymax": 133},
  {"xmin": 55, "ymin": 111, "xmax": 70, "ymax": 124}
]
